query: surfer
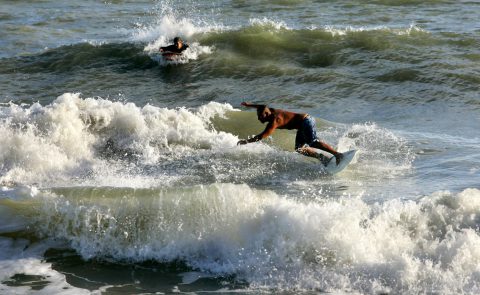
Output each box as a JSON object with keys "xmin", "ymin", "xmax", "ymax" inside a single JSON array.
[
  {"xmin": 159, "ymin": 37, "xmax": 189, "ymax": 55},
  {"xmin": 237, "ymin": 102, "xmax": 343, "ymax": 165}
]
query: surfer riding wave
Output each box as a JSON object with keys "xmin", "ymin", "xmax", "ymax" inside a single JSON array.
[{"xmin": 237, "ymin": 102, "xmax": 343, "ymax": 165}]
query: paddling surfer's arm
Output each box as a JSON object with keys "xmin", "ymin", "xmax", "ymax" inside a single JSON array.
[{"xmin": 237, "ymin": 121, "xmax": 277, "ymax": 145}]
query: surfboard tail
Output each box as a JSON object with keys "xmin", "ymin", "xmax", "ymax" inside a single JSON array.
[{"xmin": 323, "ymin": 150, "xmax": 357, "ymax": 174}]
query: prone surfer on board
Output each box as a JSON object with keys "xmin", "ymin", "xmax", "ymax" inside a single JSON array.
[
  {"xmin": 237, "ymin": 102, "xmax": 343, "ymax": 165},
  {"xmin": 159, "ymin": 37, "xmax": 189, "ymax": 60}
]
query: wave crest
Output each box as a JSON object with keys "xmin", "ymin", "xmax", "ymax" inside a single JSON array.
[
  {"xmin": 21, "ymin": 184, "xmax": 480, "ymax": 293},
  {"xmin": 0, "ymin": 94, "xmax": 237, "ymax": 185}
]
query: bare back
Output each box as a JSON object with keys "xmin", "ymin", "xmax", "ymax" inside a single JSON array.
[
  {"xmin": 238, "ymin": 102, "xmax": 308, "ymax": 144},
  {"xmin": 270, "ymin": 108, "xmax": 308, "ymax": 130}
]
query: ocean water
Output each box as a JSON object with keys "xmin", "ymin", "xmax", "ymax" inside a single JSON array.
[{"xmin": 0, "ymin": 0, "xmax": 479, "ymax": 294}]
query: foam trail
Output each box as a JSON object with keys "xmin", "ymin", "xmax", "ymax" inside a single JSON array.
[{"xmin": 337, "ymin": 122, "xmax": 415, "ymax": 177}]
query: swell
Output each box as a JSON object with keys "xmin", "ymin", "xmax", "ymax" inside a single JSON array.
[
  {"xmin": 0, "ymin": 23, "xmax": 477, "ymax": 111},
  {"xmin": 1, "ymin": 24, "xmax": 477, "ymax": 90},
  {"xmin": 196, "ymin": 24, "xmax": 433, "ymax": 70},
  {"xmin": 191, "ymin": 23, "xmax": 479, "ymax": 94},
  {"xmin": 0, "ymin": 24, "xmax": 458, "ymax": 74},
  {"xmin": 0, "ymin": 42, "xmax": 156, "ymax": 74}
]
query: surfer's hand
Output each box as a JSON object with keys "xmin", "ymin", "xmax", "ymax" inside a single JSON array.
[{"xmin": 237, "ymin": 139, "xmax": 248, "ymax": 145}]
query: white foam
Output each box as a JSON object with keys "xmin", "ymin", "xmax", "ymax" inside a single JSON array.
[
  {"xmin": 0, "ymin": 237, "xmax": 90, "ymax": 294},
  {"xmin": 29, "ymin": 184, "xmax": 480, "ymax": 293},
  {"xmin": 132, "ymin": 3, "xmax": 222, "ymax": 65},
  {"xmin": 323, "ymin": 24, "xmax": 427, "ymax": 37},
  {"xmin": 0, "ymin": 94, "xmax": 239, "ymax": 186},
  {"xmin": 249, "ymin": 17, "xmax": 291, "ymax": 30},
  {"xmin": 335, "ymin": 122, "xmax": 414, "ymax": 177}
]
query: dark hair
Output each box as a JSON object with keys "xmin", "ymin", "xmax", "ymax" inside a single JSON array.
[
  {"xmin": 257, "ymin": 104, "xmax": 266, "ymax": 110},
  {"xmin": 256, "ymin": 105, "xmax": 269, "ymax": 115},
  {"xmin": 173, "ymin": 37, "xmax": 182, "ymax": 44}
]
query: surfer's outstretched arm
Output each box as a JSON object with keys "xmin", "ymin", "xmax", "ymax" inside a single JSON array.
[{"xmin": 238, "ymin": 121, "xmax": 277, "ymax": 145}]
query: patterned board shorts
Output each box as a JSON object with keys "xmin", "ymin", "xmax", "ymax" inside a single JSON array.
[{"xmin": 295, "ymin": 115, "xmax": 319, "ymax": 150}]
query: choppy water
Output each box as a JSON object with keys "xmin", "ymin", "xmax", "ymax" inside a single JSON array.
[{"xmin": 0, "ymin": 0, "xmax": 479, "ymax": 294}]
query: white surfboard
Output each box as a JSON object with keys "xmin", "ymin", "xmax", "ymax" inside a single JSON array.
[{"xmin": 319, "ymin": 150, "xmax": 357, "ymax": 174}]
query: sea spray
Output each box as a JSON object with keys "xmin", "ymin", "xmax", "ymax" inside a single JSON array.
[
  {"xmin": 0, "ymin": 94, "xmax": 237, "ymax": 185},
  {"xmin": 133, "ymin": 1, "xmax": 218, "ymax": 64}
]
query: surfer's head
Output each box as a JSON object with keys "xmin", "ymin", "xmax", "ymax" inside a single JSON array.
[
  {"xmin": 256, "ymin": 105, "xmax": 272, "ymax": 123},
  {"xmin": 173, "ymin": 37, "xmax": 183, "ymax": 48}
]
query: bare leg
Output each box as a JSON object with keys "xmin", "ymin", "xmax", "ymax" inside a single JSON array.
[
  {"xmin": 297, "ymin": 146, "xmax": 320, "ymax": 158},
  {"xmin": 296, "ymin": 146, "xmax": 329, "ymax": 164}
]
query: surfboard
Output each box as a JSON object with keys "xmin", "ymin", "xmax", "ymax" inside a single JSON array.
[
  {"xmin": 319, "ymin": 150, "xmax": 357, "ymax": 175},
  {"xmin": 162, "ymin": 52, "xmax": 181, "ymax": 61}
]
